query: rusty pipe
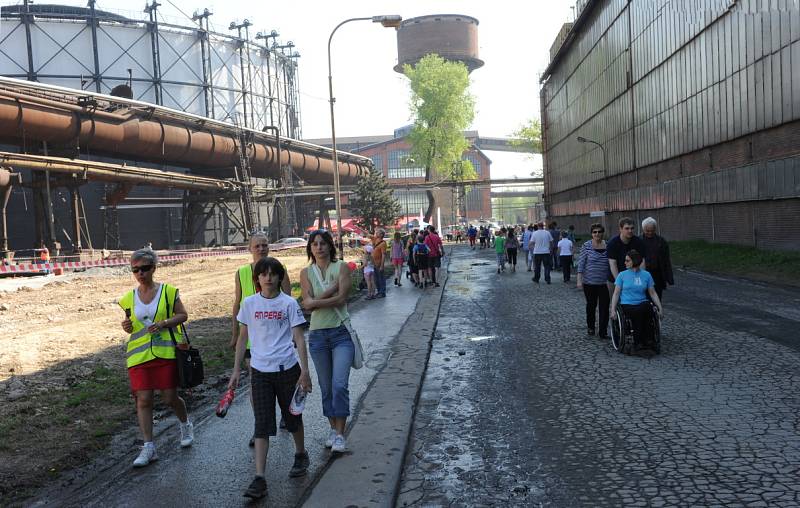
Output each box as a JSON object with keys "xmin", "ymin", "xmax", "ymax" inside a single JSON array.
[
  {"xmin": 0, "ymin": 82, "xmax": 370, "ymax": 184},
  {"xmin": 0, "ymin": 152, "xmax": 242, "ymax": 192}
]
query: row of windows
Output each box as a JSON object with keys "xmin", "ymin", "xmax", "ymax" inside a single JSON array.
[
  {"xmin": 388, "ymin": 166, "xmax": 426, "ymax": 179},
  {"xmin": 394, "ymin": 190, "xmax": 429, "ymax": 215}
]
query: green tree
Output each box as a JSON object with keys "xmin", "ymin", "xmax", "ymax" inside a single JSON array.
[
  {"xmin": 511, "ymin": 118, "xmax": 543, "ymax": 177},
  {"xmin": 510, "ymin": 118, "xmax": 542, "ymax": 153},
  {"xmin": 348, "ymin": 166, "xmax": 401, "ymax": 233},
  {"xmin": 404, "ymin": 54, "xmax": 476, "ymax": 221}
]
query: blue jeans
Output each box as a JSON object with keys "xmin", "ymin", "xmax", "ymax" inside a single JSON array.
[
  {"xmin": 374, "ymin": 267, "xmax": 386, "ymax": 296},
  {"xmin": 533, "ymin": 253, "xmax": 551, "ymax": 283},
  {"xmin": 309, "ymin": 325, "xmax": 354, "ymax": 418}
]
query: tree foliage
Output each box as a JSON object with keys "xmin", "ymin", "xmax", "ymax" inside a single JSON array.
[
  {"xmin": 404, "ymin": 54, "xmax": 476, "ymax": 220},
  {"xmin": 510, "ymin": 118, "xmax": 542, "ymax": 153},
  {"xmin": 348, "ymin": 166, "xmax": 401, "ymax": 233}
]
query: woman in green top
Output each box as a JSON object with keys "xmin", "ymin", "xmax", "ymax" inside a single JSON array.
[
  {"xmin": 299, "ymin": 230, "xmax": 354, "ymax": 453},
  {"xmin": 494, "ymin": 227, "xmax": 507, "ymax": 273}
]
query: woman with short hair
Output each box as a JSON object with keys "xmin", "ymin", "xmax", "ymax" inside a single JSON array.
[
  {"xmin": 577, "ymin": 223, "xmax": 612, "ymax": 339},
  {"xmin": 119, "ymin": 248, "xmax": 193, "ymax": 467},
  {"xmin": 300, "ymin": 230, "xmax": 354, "ymax": 453}
]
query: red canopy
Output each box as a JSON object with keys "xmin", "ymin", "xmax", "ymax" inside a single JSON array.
[{"xmin": 306, "ymin": 218, "xmax": 368, "ymax": 235}]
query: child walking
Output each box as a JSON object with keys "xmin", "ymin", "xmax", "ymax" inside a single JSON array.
[
  {"xmin": 229, "ymin": 257, "xmax": 313, "ymax": 500},
  {"xmin": 494, "ymin": 227, "xmax": 507, "ymax": 273},
  {"xmin": 413, "ymin": 235, "xmax": 430, "ymax": 287},
  {"xmin": 557, "ymin": 231, "xmax": 574, "ymax": 282},
  {"xmin": 391, "ymin": 232, "xmax": 404, "ymax": 287},
  {"xmin": 363, "ymin": 244, "xmax": 376, "ymax": 299}
]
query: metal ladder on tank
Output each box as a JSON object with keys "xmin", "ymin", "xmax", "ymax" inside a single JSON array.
[
  {"xmin": 232, "ymin": 114, "xmax": 257, "ymax": 235},
  {"xmin": 280, "ymin": 163, "xmax": 297, "ymax": 237}
]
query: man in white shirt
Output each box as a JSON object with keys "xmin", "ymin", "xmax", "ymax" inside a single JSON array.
[{"xmin": 529, "ymin": 222, "xmax": 553, "ymax": 284}]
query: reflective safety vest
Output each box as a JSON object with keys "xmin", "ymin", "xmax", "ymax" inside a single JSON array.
[
  {"xmin": 238, "ymin": 264, "xmax": 257, "ymax": 303},
  {"xmin": 119, "ymin": 284, "xmax": 184, "ymax": 368},
  {"xmin": 238, "ymin": 264, "xmax": 257, "ymax": 349}
]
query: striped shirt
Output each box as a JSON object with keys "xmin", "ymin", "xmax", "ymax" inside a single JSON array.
[{"xmin": 577, "ymin": 240, "xmax": 611, "ymax": 285}]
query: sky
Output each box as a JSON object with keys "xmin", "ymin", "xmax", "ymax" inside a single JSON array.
[{"xmin": 41, "ymin": 0, "xmax": 575, "ymax": 176}]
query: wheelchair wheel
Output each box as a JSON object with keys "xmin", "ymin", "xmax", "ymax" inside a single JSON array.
[
  {"xmin": 650, "ymin": 307, "xmax": 662, "ymax": 354},
  {"xmin": 610, "ymin": 308, "xmax": 626, "ymax": 353}
]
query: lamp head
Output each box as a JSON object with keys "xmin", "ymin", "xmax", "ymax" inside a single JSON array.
[{"xmin": 372, "ymin": 15, "xmax": 403, "ymax": 28}]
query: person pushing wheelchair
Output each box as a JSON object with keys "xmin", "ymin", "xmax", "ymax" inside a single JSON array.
[{"xmin": 610, "ymin": 249, "xmax": 663, "ymax": 349}]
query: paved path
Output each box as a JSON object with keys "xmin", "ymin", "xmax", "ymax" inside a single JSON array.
[
  {"xmin": 32, "ymin": 278, "xmax": 424, "ymax": 508},
  {"xmin": 398, "ymin": 245, "xmax": 800, "ymax": 507}
]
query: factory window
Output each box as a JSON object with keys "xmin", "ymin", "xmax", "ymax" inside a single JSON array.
[
  {"xmin": 394, "ymin": 190, "xmax": 429, "ymax": 216},
  {"xmin": 388, "ymin": 149, "xmax": 425, "ymax": 179},
  {"xmin": 462, "ymin": 153, "xmax": 482, "ymax": 177},
  {"xmin": 370, "ymin": 155, "xmax": 383, "ymax": 172}
]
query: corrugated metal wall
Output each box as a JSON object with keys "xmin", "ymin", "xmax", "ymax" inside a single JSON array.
[{"xmin": 541, "ymin": 0, "xmax": 800, "ymax": 251}]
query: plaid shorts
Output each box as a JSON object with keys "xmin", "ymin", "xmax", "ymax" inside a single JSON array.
[{"xmin": 251, "ymin": 363, "xmax": 302, "ymax": 438}]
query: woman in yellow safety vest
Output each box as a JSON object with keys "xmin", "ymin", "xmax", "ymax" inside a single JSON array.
[
  {"xmin": 231, "ymin": 232, "xmax": 292, "ymax": 446},
  {"xmin": 119, "ymin": 247, "xmax": 193, "ymax": 468}
]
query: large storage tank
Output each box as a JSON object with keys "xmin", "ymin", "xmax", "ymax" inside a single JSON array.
[
  {"xmin": 0, "ymin": 2, "xmax": 301, "ymax": 137},
  {"xmin": 394, "ymin": 14, "xmax": 483, "ymax": 73}
]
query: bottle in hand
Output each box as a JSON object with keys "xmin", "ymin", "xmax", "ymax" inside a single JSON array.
[
  {"xmin": 289, "ymin": 385, "xmax": 306, "ymax": 416},
  {"xmin": 215, "ymin": 388, "xmax": 235, "ymax": 418}
]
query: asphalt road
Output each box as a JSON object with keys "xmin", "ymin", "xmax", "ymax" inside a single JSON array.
[
  {"xmin": 398, "ymin": 245, "xmax": 800, "ymax": 507},
  {"xmin": 32, "ymin": 278, "xmax": 424, "ymax": 508}
]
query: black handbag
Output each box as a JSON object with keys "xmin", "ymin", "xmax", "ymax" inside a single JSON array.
[
  {"xmin": 164, "ymin": 296, "xmax": 203, "ymax": 388},
  {"xmin": 175, "ymin": 335, "xmax": 204, "ymax": 389}
]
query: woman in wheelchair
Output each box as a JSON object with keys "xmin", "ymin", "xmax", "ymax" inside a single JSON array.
[{"xmin": 610, "ymin": 250, "xmax": 663, "ymax": 348}]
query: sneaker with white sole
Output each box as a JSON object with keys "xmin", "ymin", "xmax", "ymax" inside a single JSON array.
[
  {"xmin": 179, "ymin": 422, "xmax": 194, "ymax": 448},
  {"xmin": 331, "ymin": 434, "xmax": 346, "ymax": 453},
  {"xmin": 324, "ymin": 428, "xmax": 337, "ymax": 448},
  {"xmin": 133, "ymin": 443, "xmax": 157, "ymax": 467}
]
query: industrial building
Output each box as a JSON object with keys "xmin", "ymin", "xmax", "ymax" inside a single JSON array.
[
  {"xmin": 0, "ymin": 2, "xmax": 371, "ymax": 259},
  {"xmin": 308, "ymin": 128, "xmax": 494, "ymax": 226},
  {"xmin": 540, "ymin": 0, "xmax": 800, "ymax": 251}
]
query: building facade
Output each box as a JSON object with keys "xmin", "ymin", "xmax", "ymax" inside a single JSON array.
[
  {"xmin": 541, "ymin": 0, "xmax": 800, "ymax": 251},
  {"xmin": 354, "ymin": 136, "xmax": 492, "ymax": 225}
]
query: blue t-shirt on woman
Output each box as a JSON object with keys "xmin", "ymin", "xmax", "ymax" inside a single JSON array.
[{"xmin": 615, "ymin": 269, "xmax": 654, "ymax": 305}]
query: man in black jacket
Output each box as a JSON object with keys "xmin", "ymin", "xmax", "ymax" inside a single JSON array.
[{"xmin": 641, "ymin": 217, "xmax": 675, "ymax": 300}]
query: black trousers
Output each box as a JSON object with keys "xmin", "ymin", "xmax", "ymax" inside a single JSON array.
[
  {"xmin": 506, "ymin": 248, "xmax": 518, "ymax": 266},
  {"xmin": 533, "ymin": 253, "xmax": 551, "ymax": 282},
  {"xmin": 560, "ymin": 255, "xmax": 573, "ymax": 281},
  {"xmin": 621, "ymin": 303, "xmax": 652, "ymax": 346},
  {"xmin": 583, "ymin": 284, "xmax": 610, "ymax": 334}
]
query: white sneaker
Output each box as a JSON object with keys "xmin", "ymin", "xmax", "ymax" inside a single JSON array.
[
  {"xmin": 331, "ymin": 434, "xmax": 346, "ymax": 453},
  {"xmin": 324, "ymin": 428, "xmax": 337, "ymax": 448},
  {"xmin": 179, "ymin": 422, "xmax": 194, "ymax": 448},
  {"xmin": 133, "ymin": 443, "xmax": 157, "ymax": 467}
]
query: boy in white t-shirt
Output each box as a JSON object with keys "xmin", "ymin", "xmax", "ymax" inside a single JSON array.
[
  {"xmin": 229, "ymin": 257, "xmax": 312, "ymax": 499},
  {"xmin": 557, "ymin": 231, "xmax": 574, "ymax": 283}
]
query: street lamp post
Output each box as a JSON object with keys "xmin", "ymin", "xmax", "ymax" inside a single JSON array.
[
  {"xmin": 328, "ymin": 15, "xmax": 402, "ymax": 259},
  {"xmin": 577, "ymin": 136, "xmax": 608, "ymax": 224}
]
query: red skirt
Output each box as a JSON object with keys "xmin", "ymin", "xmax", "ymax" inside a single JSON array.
[{"xmin": 128, "ymin": 358, "xmax": 178, "ymax": 392}]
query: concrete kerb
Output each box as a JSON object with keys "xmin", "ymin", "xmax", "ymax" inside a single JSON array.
[{"xmin": 301, "ymin": 251, "xmax": 451, "ymax": 508}]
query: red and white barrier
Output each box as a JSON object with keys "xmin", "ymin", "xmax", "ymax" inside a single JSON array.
[{"xmin": 0, "ymin": 247, "xmax": 250, "ymax": 274}]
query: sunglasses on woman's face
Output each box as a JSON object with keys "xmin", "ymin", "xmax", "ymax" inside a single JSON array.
[
  {"xmin": 592, "ymin": 230, "xmax": 603, "ymax": 234},
  {"xmin": 132, "ymin": 265, "xmax": 154, "ymax": 274}
]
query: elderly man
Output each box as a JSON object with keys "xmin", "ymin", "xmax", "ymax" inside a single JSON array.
[
  {"xmin": 372, "ymin": 229, "xmax": 388, "ymax": 298},
  {"xmin": 641, "ymin": 217, "xmax": 674, "ymax": 300}
]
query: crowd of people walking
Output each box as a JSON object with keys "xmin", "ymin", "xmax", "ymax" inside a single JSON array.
[{"xmin": 116, "ymin": 215, "xmax": 672, "ymax": 499}]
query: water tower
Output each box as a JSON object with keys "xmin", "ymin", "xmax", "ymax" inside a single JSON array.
[{"xmin": 394, "ymin": 14, "xmax": 484, "ymax": 73}]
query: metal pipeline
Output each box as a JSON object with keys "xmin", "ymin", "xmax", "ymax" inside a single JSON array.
[
  {"xmin": 0, "ymin": 81, "xmax": 370, "ymax": 185},
  {"xmin": 0, "ymin": 152, "xmax": 242, "ymax": 192}
]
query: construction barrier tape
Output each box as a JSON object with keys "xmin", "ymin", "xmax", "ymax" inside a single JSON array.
[{"xmin": 0, "ymin": 246, "xmax": 260, "ymax": 274}]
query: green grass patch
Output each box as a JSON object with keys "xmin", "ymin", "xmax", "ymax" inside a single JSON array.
[{"xmin": 671, "ymin": 240, "xmax": 800, "ymax": 285}]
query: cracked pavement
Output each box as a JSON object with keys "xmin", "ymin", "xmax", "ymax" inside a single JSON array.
[{"xmin": 397, "ymin": 245, "xmax": 800, "ymax": 507}]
